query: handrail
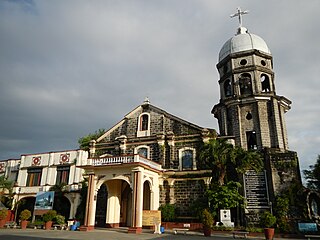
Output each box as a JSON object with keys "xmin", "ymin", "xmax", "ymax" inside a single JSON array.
[{"xmin": 89, "ymin": 154, "xmax": 161, "ymax": 171}]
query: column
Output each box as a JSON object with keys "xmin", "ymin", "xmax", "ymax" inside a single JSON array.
[
  {"xmin": 80, "ymin": 174, "xmax": 97, "ymax": 231},
  {"xmin": 168, "ymin": 180, "xmax": 175, "ymax": 204},
  {"xmin": 128, "ymin": 168, "xmax": 143, "ymax": 234}
]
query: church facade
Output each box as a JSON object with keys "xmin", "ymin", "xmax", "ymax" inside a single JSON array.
[{"xmin": 81, "ymin": 99, "xmax": 215, "ymax": 232}]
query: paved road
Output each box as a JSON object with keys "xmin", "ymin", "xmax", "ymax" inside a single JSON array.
[{"xmin": 0, "ymin": 228, "xmax": 303, "ymax": 240}]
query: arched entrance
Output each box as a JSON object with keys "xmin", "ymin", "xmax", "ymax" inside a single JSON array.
[
  {"xmin": 53, "ymin": 195, "xmax": 71, "ymax": 220},
  {"xmin": 95, "ymin": 183, "xmax": 108, "ymax": 227},
  {"xmin": 94, "ymin": 179, "xmax": 132, "ymax": 228},
  {"xmin": 143, "ymin": 181, "xmax": 151, "ymax": 210},
  {"xmin": 17, "ymin": 197, "xmax": 35, "ymax": 223},
  {"xmin": 81, "ymin": 161, "xmax": 161, "ymax": 232},
  {"xmin": 120, "ymin": 182, "xmax": 132, "ymax": 227}
]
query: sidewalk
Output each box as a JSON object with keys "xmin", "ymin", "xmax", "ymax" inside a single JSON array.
[{"xmin": 0, "ymin": 227, "xmax": 304, "ymax": 240}]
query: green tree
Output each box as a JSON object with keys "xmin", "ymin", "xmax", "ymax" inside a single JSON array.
[
  {"xmin": 0, "ymin": 175, "xmax": 13, "ymax": 194},
  {"xmin": 303, "ymin": 154, "xmax": 320, "ymax": 190},
  {"xmin": 233, "ymin": 146, "xmax": 263, "ymax": 174},
  {"xmin": 206, "ymin": 181, "xmax": 244, "ymax": 211},
  {"xmin": 199, "ymin": 139, "xmax": 263, "ymax": 186},
  {"xmin": 78, "ymin": 128, "xmax": 105, "ymax": 151},
  {"xmin": 49, "ymin": 183, "xmax": 69, "ymax": 220},
  {"xmin": 200, "ymin": 139, "xmax": 235, "ymax": 186},
  {"xmin": 0, "ymin": 175, "xmax": 14, "ymax": 208}
]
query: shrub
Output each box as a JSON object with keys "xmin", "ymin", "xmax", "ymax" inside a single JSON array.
[
  {"xmin": 42, "ymin": 210, "xmax": 57, "ymax": 222},
  {"xmin": 159, "ymin": 204, "xmax": 176, "ymax": 222},
  {"xmin": 0, "ymin": 209, "xmax": 8, "ymax": 220},
  {"xmin": 260, "ymin": 211, "xmax": 276, "ymax": 228},
  {"xmin": 201, "ymin": 209, "xmax": 214, "ymax": 228},
  {"xmin": 212, "ymin": 225, "xmax": 234, "ymax": 231},
  {"xmin": 19, "ymin": 209, "xmax": 31, "ymax": 221},
  {"xmin": 54, "ymin": 214, "xmax": 65, "ymax": 225},
  {"xmin": 33, "ymin": 220, "xmax": 44, "ymax": 226},
  {"xmin": 245, "ymin": 226, "xmax": 264, "ymax": 233}
]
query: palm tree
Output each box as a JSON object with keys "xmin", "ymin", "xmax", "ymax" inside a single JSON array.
[
  {"xmin": 0, "ymin": 175, "xmax": 14, "ymax": 208},
  {"xmin": 0, "ymin": 175, "xmax": 13, "ymax": 194},
  {"xmin": 233, "ymin": 146, "xmax": 263, "ymax": 174},
  {"xmin": 200, "ymin": 139, "xmax": 263, "ymax": 186},
  {"xmin": 200, "ymin": 139, "xmax": 235, "ymax": 186}
]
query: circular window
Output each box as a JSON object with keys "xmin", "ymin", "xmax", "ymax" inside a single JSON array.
[
  {"xmin": 240, "ymin": 59, "xmax": 247, "ymax": 66},
  {"xmin": 246, "ymin": 112, "xmax": 253, "ymax": 120},
  {"xmin": 261, "ymin": 60, "xmax": 266, "ymax": 66}
]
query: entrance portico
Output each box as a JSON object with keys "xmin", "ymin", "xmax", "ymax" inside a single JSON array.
[{"xmin": 81, "ymin": 154, "xmax": 161, "ymax": 233}]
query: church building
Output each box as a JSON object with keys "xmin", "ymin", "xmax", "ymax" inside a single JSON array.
[{"xmin": 81, "ymin": 98, "xmax": 215, "ymax": 232}]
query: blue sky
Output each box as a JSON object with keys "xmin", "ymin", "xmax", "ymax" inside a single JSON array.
[{"xmin": 0, "ymin": 0, "xmax": 319, "ymax": 176}]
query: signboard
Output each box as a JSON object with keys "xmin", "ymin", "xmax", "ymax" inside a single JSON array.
[
  {"xmin": 142, "ymin": 210, "xmax": 161, "ymax": 226},
  {"xmin": 298, "ymin": 223, "xmax": 318, "ymax": 232},
  {"xmin": 244, "ymin": 170, "xmax": 269, "ymax": 209},
  {"xmin": 34, "ymin": 191, "xmax": 54, "ymax": 210}
]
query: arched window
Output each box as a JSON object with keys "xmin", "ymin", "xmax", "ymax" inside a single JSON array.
[
  {"xmin": 224, "ymin": 80, "xmax": 232, "ymax": 97},
  {"xmin": 179, "ymin": 148, "xmax": 196, "ymax": 171},
  {"xmin": 260, "ymin": 74, "xmax": 271, "ymax": 92},
  {"xmin": 239, "ymin": 73, "xmax": 252, "ymax": 95},
  {"xmin": 137, "ymin": 147, "xmax": 148, "ymax": 158},
  {"xmin": 135, "ymin": 145, "xmax": 150, "ymax": 159},
  {"xmin": 140, "ymin": 114, "xmax": 149, "ymax": 131},
  {"xmin": 137, "ymin": 113, "xmax": 151, "ymax": 137},
  {"xmin": 182, "ymin": 150, "xmax": 193, "ymax": 170}
]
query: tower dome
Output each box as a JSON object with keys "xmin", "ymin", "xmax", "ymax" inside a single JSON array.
[{"xmin": 219, "ymin": 27, "xmax": 271, "ymax": 62}]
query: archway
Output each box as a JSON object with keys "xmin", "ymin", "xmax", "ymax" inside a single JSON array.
[
  {"xmin": 95, "ymin": 183, "xmax": 108, "ymax": 227},
  {"xmin": 143, "ymin": 181, "xmax": 151, "ymax": 210},
  {"xmin": 120, "ymin": 182, "xmax": 132, "ymax": 227},
  {"xmin": 95, "ymin": 179, "xmax": 132, "ymax": 228},
  {"xmin": 53, "ymin": 195, "xmax": 71, "ymax": 220},
  {"xmin": 17, "ymin": 197, "xmax": 35, "ymax": 223}
]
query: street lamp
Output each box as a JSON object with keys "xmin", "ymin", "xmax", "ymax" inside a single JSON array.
[{"xmin": 13, "ymin": 184, "xmax": 21, "ymax": 224}]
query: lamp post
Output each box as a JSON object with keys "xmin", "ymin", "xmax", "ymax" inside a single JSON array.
[{"xmin": 13, "ymin": 185, "xmax": 21, "ymax": 223}]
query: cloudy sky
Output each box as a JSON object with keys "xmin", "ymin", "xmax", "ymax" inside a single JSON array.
[{"xmin": 1, "ymin": 0, "xmax": 319, "ymax": 176}]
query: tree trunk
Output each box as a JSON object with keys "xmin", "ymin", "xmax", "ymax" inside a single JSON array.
[{"xmin": 218, "ymin": 167, "xmax": 226, "ymax": 186}]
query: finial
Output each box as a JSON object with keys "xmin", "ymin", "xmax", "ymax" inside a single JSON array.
[
  {"xmin": 230, "ymin": 7, "xmax": 249, "ymax": 28},
  {"xmin": 143, "ymin": 96, "xmax": 150, "ymax": 105}
]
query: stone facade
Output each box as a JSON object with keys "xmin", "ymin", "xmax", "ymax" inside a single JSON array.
[
  {"xmin": 89, "ymin": 99, "xmax": 215, "ymax": 219},
  {"xmin": 173, "ymin": 179, "xmax": 206, "ymax": 216},
  {"xmin": 212, "ymin": 25, "xmax": 302, "ymax": 219}
]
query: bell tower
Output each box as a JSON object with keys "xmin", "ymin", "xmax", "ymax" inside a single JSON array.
[
  {"xmin": 212, "ymin": 9, "xmax": 303, "ymax": 220},
  {"xmin": 212, "ymin": 8, "xmax": 291, "ymax": 152}
]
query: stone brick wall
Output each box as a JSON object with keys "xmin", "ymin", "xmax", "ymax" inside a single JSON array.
[
  {"xmin": 264, "ymin": 149, "xmax": 301, "ymax": 199},
  {"xmin": 95, "ymin": 104, "xmax": 207, "ymax": 169},
  {"xmin": 173, "ymin": 179, "xmax": 206, "ymax": 217}
]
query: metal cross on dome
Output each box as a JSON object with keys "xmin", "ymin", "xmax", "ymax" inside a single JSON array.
[{"xmin": 230, "ymin": 7, "xmax": 249, "ymax": 27}]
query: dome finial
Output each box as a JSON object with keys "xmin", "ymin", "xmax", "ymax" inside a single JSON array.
[{"xmin": 230, "ymin": 7, "xmax": 249, "ymax": 34}]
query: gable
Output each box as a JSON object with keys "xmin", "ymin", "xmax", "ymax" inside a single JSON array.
[{"xmin": 96, "ymin": 103, "xmax": 205, "ymax": 143}]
